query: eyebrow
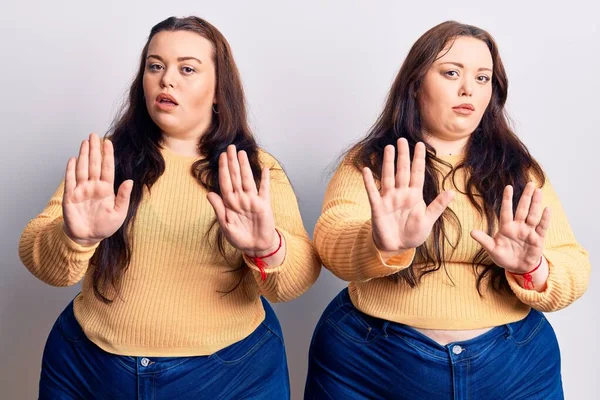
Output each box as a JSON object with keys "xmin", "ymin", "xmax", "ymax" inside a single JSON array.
[
  {"xmin": 439, "ymin": 62, "xmax": 492, "ymax": 72},
  {"xmin": 146, "ymin": 54, "xmax": 203, "ymax": 64}
]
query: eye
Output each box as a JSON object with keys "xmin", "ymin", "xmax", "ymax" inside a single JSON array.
[
  {"xmin": 477, "ymin": 75, "xmax": 491, "ymax": 83},
  {"xmin": 182, "ymin": 66, "xmax": 196, "ymax": 75},
  {"xmin": 148, "ymin": 63, "xmax": 163, "ymax": 72},
  {"xmin": 444, "ymin": 70, "xmax": 459, "ymax": 78}
]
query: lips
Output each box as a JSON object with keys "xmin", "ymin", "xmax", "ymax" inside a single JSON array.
[
  {"xmin": 156, "ymin": 93, "xmax": 178, "ymax": 105},
  {"xmin": 452, "ymin": 103, "xmax": 475, "ymax": 116},
  {"xmin": 453, "ymin": 104, "xmax": 475, "ymax": 111}
]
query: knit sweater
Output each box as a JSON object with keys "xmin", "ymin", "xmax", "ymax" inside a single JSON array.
[
  {"xmin": 314, "ymin": 153, "xmax": 590, "ymax": 329},
  {"xmin": 19, "ymin": 147, "xmax": 321, "ymax": 356}
]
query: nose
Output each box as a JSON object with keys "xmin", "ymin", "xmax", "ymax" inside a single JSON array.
[
  {"xmin": 160, "ymin": 67, "xmax": 176, "ymax": 89},
  {"xmin": 459, "ymin": 77, "xmax": 473, "ymax": 97}
]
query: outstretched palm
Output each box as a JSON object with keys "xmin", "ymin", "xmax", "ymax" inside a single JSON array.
[
  {"xmin": 471, "ymin": 182, "xmax": 551, "ymax": 273},
  {"xmin": 63, "ymin": 134, "xmax": 133, "ymax": 247},
  {"xmin": 207, "ymin": 145, "xmax": 277, "ymax": 257},
  {"xmin": 363, "ymin": 138, "xmax": 455, "ymax": 254}
]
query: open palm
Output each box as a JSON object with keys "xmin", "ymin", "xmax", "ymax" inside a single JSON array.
[
  {"xmin": 471, "ymin": 182, "xmax": 551, "ymax": 273},
  {"xmin": 62, "ymin": 134, "xmax": 133, "ymax": 247},
  {"xmin": 363, "ymin": 138, "xmax": 455, "ymax": 254}
]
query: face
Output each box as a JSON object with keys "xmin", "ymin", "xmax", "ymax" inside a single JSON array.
[
  {"xmin": 143, "ymin": 30, "xmax": 217, "ymax": 139},
  {"xmin": 417, "ymin": 36, "xmax": 493, "ymax": 143}
]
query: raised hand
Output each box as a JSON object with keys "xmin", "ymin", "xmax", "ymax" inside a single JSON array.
[
  {"xmin": 62, "ymin": 133, "xmax": 133, "ymax": 247},
  {"xmin": 471, "ymin": 182, "xmax": 551, "ymax": 273},
  {"xmin": 362, "ymin": 138, "xmax": 455, "ymax": 255},
  {"xmin": 207, "ymin": 145, "xmax": 278, "ymax": 258}
]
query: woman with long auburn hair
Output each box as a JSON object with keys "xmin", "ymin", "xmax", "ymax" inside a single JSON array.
[
  {"xmin": 305, "ymin": 21, "xmax": 589, "ymax": 399},
  {"xmin": 19, "ymin": 16, "xmax": 320, "ymax": 399}
]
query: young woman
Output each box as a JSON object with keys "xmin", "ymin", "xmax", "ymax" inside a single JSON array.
[
  {"xmin": 19, "ymin": 16, "xmax": 320, "ymax": 399},
  {"xmin": 305, "ymin": 21, "xmax": 590, "ymax": 399}
]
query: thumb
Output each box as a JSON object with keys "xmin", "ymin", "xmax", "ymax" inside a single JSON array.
[
  {"xmin": 207, "ymin": 192, "xmax": 227, "ymax": 227},
  {"xmin": 115, "ymin": 180, "xmax": 133, "ymax": 214},
  {"xmin": 470, "ymin": 230, "xmax": 495, "ymax": 254},
  {"xmin": 425, "ymin": 190, "xmax": 455, "ymax": 222}
]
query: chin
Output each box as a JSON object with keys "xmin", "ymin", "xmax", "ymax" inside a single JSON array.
[{"xmin": 151, "ymin": 116, "xmax": 178, "ymax": 131}]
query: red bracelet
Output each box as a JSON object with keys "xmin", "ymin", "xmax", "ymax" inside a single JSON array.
[
  {"xmin": 247, "ymin": 230, "xmax": 282, "ymax": 281},
  {"xmin": 509, "ymin": 256, "xmax": 543, "ymax": 290}
]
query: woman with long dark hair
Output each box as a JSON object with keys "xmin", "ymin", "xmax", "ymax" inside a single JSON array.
[
  {"xmin": 305, "ymin": 21, "xmax": 589, "ymax": 399},
  {"xmin": 19, "ymin": 16, "xmax": 320, "ymax": 399}
]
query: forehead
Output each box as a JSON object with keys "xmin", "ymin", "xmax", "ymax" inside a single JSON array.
[
  {"xmin": 435, "ymin": 36, "xmax": 493, "ymax": 68},
  {"xmin": 147, "ymin": 30, "xmax": 214, "ymax": 60}
]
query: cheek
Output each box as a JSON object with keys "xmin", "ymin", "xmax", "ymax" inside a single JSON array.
[
  {"xmin": 189, "ymin": 80, "xmax": 215, "ymax": 108},
  {"xmin": 477, "ymin": 89, "xmax": 493, "ymax": 116}
]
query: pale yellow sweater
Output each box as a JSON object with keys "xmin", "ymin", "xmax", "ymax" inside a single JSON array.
[
  {"xmin": 315, "ymin": 153, "xmax": 590, "ymax": 329},
  {"xmin": 19, "ymin": 147, "xmax": 321, "ymax": 356}
]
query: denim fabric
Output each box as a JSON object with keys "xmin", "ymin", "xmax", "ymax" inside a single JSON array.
[
  {"xmin": 305, "ymin": 288, "xmax": 563, "ymax": 400},
  {"xmin": 39, "ymin": 297, "xmax": 290, "ymax": 400}
]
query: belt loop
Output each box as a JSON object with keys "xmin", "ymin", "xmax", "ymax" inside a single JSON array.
[
  {"xmin": 504, "ymin": 322, "xmax": 514, "ymax": 338},
  {"xmin": 383, "ymin": 321, "xmax": 389, "ymax": 338}
]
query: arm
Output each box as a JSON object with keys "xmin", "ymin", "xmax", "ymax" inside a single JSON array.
[
  {"xmin": 18, "ymin": 180, "xmax": 99, "ymax": 286},
  {"xmin": 506, "ymin": 179, "xmax": 590, "ymax": 311},
  {"xmin": 242, "ymin": 152, "xmax": 321, "ymax": 302},
  {"xmin": 313, "ymin": 154, "xmax": 416, "ymax": 282},
  {"xmin": 18, "ymin": 134, "xmax": 132, "ymax": 287}
]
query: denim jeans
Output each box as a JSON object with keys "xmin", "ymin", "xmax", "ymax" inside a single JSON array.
[
  {"xmin": 39, "ymin": 296, "xmax": 290, "ymax": 399},
  {"xmin": 305, "ymin": 288, "xmax": 563, "ymax": 399}
]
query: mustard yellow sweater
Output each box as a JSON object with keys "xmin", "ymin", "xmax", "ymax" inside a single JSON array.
[
  {"xmin": 315, "ymin": 153, "xmax": 590, "ymax": 329},
  {"xmin": 19, "ymin": 147, "xmax": 321, "ymax": 356}
]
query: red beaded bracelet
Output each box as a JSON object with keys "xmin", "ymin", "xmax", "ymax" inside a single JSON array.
[
  {"xmin": 509, "ymin": 256, "xmax": 543, "ymax": 290},
  {"xmin": 247, "ymin": 230, "xmax": 282, "ymax": 281}
]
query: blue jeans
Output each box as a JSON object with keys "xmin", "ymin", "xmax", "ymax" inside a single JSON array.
[
  {"xmin": 39, "ymin": 297, "xmax": 290, "ymax": 399},
  {"xmin": 305, "ymin": 288, "xmax": 563, "ymax": 400}
]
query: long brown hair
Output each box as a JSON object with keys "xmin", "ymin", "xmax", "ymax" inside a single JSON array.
[
  {"xmin": 350, "ymin": 21, "xmax": 545, "ymax": 293},
  {"xmin": 92, "ymin": 16, "xmax": 262, "ymax": 302}
]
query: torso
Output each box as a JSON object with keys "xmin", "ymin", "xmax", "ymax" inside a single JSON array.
[{"xmin": 413, "ymin": 327, "xmax": 493, "ymax": 345}]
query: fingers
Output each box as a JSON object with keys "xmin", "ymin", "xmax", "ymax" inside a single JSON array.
[
  {"xmin": 207, "ymin": 192, "xmax": 227, "ymax": 227},
  {"xmin": 535, "ymin": 207, "xmax": 552, "ymax": 238},
  {"xmin": 470, "ymin": 230, "xmax": 495, "ymax": 253},
  {"xmin": 425, "ymin": 189, "xmax": 455, "ymax": 222},
  {"xmin": 100, "ymin": 139, "xmax": 115, "ymax": 183},
  {"xmin": 238, "ymin": 150, "xmax": 258, "ymax": 194},
  {"xmin": 88, "ymin": 134, "xmax": 102, "ymax": 180},
  {"xmin": 64, "ymin": 157, "xmax": 77, "ymax": 198},
  {"xmin": 362, "ymin": 167, "xmax": 381, "ymax": 210},
  {"xmin": 395, "ymin": 138, "xmax": 410, "ymax": 188},
  {"xmin": 218, "ymin": 151, "xmax": 233, "ymax": 194},
  {"xmin": 409, "ymin": 142, "xmax": 426, "ymax": 189},
  {"xmin": 227, "ymin": 145, "xmax": 243, "ymax": 192},
  {"xmin": 514, "ymin": 182, "xmax": 535, "ymax": 222},
  {"xmin": 114, "ymin": 180, "xmax": 133, "ymax": 214},
  {"xmin": 525, "ymin": 188, "xmax": 543, "ymax": 226},
  {"xmin": 381, "ymin": 145, "xmax": 395, "ymax": 193},
  {"xmin": 76, "ymin": 139, "xmax": 90, "ymax": 184},
  {"xmin": 258, "ymin": 167, "xmax": 270, "ymax": 202},
  {"xmin": 499, "ymin": 185, "xmax": 514, "ymax": 226}
]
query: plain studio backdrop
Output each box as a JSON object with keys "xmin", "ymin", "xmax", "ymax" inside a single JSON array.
[{"xmin": 1, "ymin": 1, "xmax": 598, "ymax": 398}]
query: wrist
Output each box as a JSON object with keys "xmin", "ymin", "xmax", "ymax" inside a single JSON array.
[
  {"xmin": 62, "ymin": 223, "xmax": 100, "ymax": 247},
  {"xmin": 508, "ymin": 256, "xmax": 549, "ymax": 292},
  {"xmin": 247, "ymin": 230, "xmax": 281, "ymax": 258},
  {"xmin": 244, "ymin": 230, "xmax": 283, "ymax": 281},
  {"xmin": 373, "ymin": 236, "xmax": 408, "ymax": 260}
]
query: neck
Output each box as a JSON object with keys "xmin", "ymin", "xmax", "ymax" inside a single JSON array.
[
  {"xmin": 423, "ymin": 132, "xmax": 469, "ymax": 156},
  {"xmin": 161, "ymin": 134, "xmax": 201, "ymax": 158}
]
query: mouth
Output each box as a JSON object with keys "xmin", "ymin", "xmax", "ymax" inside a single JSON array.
[
  {"xmin": 156, "ymin": 93, "xmax": 178, "ymax": 106},
  {"xmin": 453, "ymin": 104, "xmax": 475, "ymax": 111}
]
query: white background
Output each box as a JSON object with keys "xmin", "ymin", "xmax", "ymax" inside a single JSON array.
[{"xmin": 1, "ymin": 1, "xmax": 598, "ymax": 398}]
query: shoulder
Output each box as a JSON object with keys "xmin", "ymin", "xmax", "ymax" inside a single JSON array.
[{"xmin": 257, "ymin": 148, "xmax": 283, "ymax": 171}]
